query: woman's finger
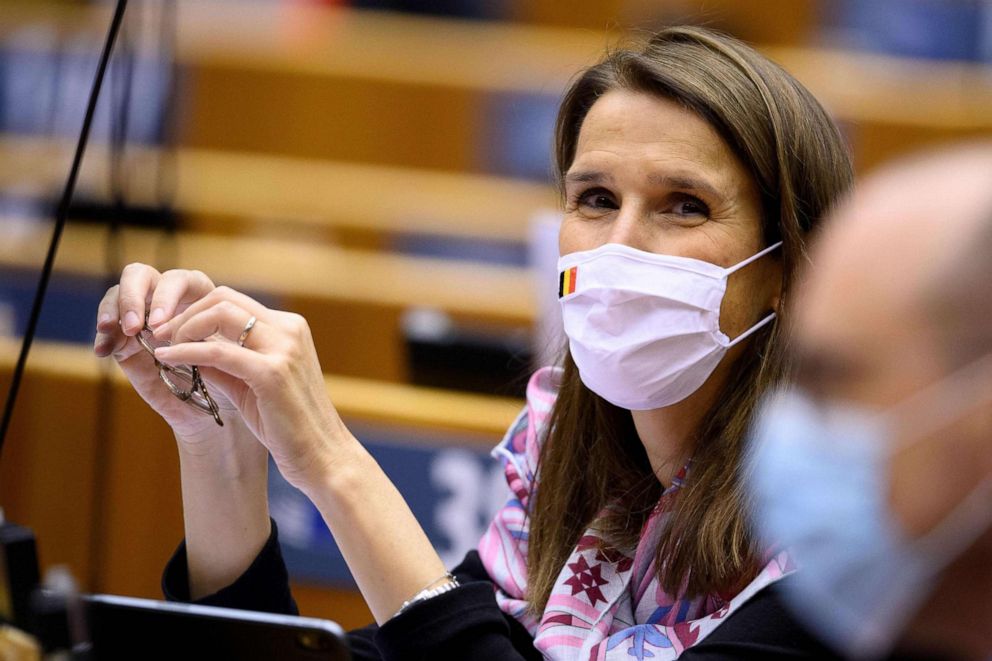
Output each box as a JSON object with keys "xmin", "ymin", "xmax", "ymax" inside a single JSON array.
[
  {"xmin": 154, "ymin": 286, "xmax": 269, "ymax": 342},
  {"xmin": 94, "ymin": 285, "xmax": 125, "ymax": 357},
  {"xmin": 94, "ymin": 286, "xmax": 147, "ymax": 362},
  {"xmin": 96, "ymin": 285, "xmax": 120, "ymax": 332},
  {"xmin": 190, "ymin": 366, "xmax": 245, "ymax": 413},
  {"xmin": 154, "ymin": 339, "xmax": 261, "ymax": 383},
  {"xmin": 117, "ymin": 263, "xmax": 161, "ymax": 335},
  {"xmin": 147, "ymin": 269, "xmax": 216, "ymax": 328},
  {"xmin": 170, "ymin": 301, "xmax": 269, "ymax": 349}
]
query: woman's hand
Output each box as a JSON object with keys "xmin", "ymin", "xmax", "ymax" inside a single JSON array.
[
  {"xmin": 93, "ymin": 264, "xmax": 243, "ymax": 441},
  {"xmin": 149, "ymin": 285, "xmax": 355, "ymax": 494},
  {"xmin": 96, "ymin": 264, "xmax": 447, "ymax": 621},
  {"xmin": 95, "ymin": 264, "xmax": 294, "ymax": 599}
]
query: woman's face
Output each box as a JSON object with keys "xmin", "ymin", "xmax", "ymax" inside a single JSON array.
[{"xmin": 559, "ymin": 89, "xmax": 781, "ymax": 341}]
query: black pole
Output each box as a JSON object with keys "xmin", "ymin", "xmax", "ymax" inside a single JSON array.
[{"xmin": 0, "ymin": 0, "xmax": 129, "ymax": 458}]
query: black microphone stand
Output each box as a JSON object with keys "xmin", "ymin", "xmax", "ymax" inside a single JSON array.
[{"xmin": 0, "ymin": 0, "xmax": 129, "ymax": 646}]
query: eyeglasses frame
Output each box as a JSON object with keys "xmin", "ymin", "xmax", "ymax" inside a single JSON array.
[{"xmin": 133, "ymin": 319, "xmax": 224, "ymax": 426}]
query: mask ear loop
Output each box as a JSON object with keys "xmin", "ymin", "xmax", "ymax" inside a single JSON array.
[
  {"xmin": 723, "ymin": 241, "xmax": 784, "ymax": 348},
  {"xmin": 723, "ymin": 241, "xmax": 783, "ymax": 277},
  {"xmin": 881, "ymin": 349, "xmax": 992, "ymax": 452},
  {"xmin": 726, "ymin": 312, "xmax": 778, "ymax": 348},
  {"xmin": 874, "ymin": 350, "xmax": 992, "ymax": 579}
]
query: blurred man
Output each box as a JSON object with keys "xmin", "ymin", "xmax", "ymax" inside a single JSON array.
[{"xmin": 750, "ymin": 143, "xmax": 992, "ymax": 660}]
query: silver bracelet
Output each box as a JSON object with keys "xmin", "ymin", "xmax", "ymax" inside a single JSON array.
[{"xmin": 392, "ymin": 572, "xmax": 460, "ymax": 619}]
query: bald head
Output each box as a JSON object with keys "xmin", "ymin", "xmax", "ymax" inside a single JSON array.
[
  {"xmin": 915, "ymin": 147, "xmax": 992, "ymax": 366},
  {"xmin": 792, "ymin": 143, "xmax": 992, "ymax": 406},
  {"xmin": 767, "ymin": 144, "xmax": 992, "ymax": 657}
]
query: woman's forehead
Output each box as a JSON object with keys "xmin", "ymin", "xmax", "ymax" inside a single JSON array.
[{"xmin": 571, "ymin": 89, "xmax": 749, "ymax": 191}]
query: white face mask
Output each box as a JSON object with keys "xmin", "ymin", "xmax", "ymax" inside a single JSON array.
[{"xmin": 557, "ymin": 241, "xmax": 782, "ymax": 410}]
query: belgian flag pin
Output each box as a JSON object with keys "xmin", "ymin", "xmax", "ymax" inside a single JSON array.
[{"xmin": 558, "ymin": 266, "xmax": 577, "ymax": 298}]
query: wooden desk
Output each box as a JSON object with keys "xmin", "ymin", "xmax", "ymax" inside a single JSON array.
[
  {"xmin": 0, "ymin": 135, "xmax": 557, "ymax": 246},
  {"xmin": 4, "ymin": 1, "xmax": 989, "ymax": 172},
  {"xmin": 0, "ymin": 339, "xmax": 522, "ymax": 627},
  {"xmin": 515, "ymin": 0, "xmax": 818, "ymax": 46},
  {"xmin": 760, "ymin": 45, "xmax": 992, "ymax": 171},
  {"xmin": 0, "ymin": 221, "xmax": 537, "ymax": 382},
  {"xmin": 173, "ymin": 3, "xmax": 992, "ymax": 172}
]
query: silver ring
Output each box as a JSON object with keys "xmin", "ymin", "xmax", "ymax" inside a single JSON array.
[{"xmin": 238, "ymin": 315, "xmax": 257, "ymax": 347}]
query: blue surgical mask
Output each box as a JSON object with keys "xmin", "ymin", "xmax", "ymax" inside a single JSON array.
[{"xmin": 748, "ymin": 357, "xmax": 992, "ymax": 659}]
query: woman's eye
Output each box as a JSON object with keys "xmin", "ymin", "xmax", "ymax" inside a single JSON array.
[
  {"xmin": 672, "ymin": 196, "xmax": 710, "ymax": 217},
  {"xmin": 575, "ymin": 188, "xmax": 618, "ymax": 211}
]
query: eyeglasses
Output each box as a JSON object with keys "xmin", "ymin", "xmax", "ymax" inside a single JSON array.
[{"xmin": 134, "ymin": 315, "xmax": 223, "ymax": 426}]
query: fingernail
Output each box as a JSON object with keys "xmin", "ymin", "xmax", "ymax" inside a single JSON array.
[
  {"xmin": 98, "ymin": 313, "xmax": 112, "ymax": 328},
  {"xmin": 124, "ymin": 311, "xmax": 140, "ymax": 332},
  {"xmin": 148, "ymin": 308, "xmax": 166, "ymax": 327},
  {"xmin": 154, "ymin": 346, "xmax": 173, "ymax": 358}
]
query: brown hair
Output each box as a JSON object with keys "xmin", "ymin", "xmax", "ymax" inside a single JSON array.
[{"xmin": 527, "ymin": 26, "xmax": 853, "ymax": 612}]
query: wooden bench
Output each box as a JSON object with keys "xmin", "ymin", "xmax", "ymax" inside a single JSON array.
[
  {"xmin": 180, "ymin": 12, "xmax": 992, "ymax": 174},
  {"xmin": 514, "ymin": 0, "xmax": 819, "ymax": 46},
  {"xmin": 174, "ymin": 2, "xmax": 992, "ymax": 173},
  {"xmin": 4, "ymin": 1, "xmax": 990, "ymax": 174},
  {"xmin": 0, "ymin": 339, "xmax": 523, "ymax": 628},
  {"xmin": 0, "ymin": 220, "xmax": 537, "ymax": 383},
  {"xmin": 0, "ymin": 134, "xmax": 557, "ymax": 247}
]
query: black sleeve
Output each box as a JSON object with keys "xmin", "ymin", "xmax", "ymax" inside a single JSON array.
[
  {"xmin": 679, "ymin": 577, "xmax": 950, "ymax": 661},
  {"xmin": 161, "ymin": 521, "xmax": 383, "ymax": 660},
  {"xmin": 162, "ymin": 519, "xmax": 298, "ymax": 616},
  {"xmin": 681, "ymin": 577, "xmax": 952, "ymax": 661},
  {"xmin": 371, "ymin": 550, "xmax": 542, "ymax": 661},
  {"xmin": 677, "ymin": 577, "xmax": 840, "ymax": 660},
  {"xmin": 163, "ymin": 524, "xmax": 539, "ymax": 660}
]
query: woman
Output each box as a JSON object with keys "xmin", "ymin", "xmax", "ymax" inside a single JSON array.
[{"xmin": 93, "ymin": 27, "xmax": 852, "ymax": 659}]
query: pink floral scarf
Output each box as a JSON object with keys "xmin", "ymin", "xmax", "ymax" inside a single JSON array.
[{"xmin": 478, "ymin": 367, "xmax": 795, "ymax": 660}]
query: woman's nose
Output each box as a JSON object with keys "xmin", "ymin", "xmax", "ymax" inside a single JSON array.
[{"xmin": 605, "ymin": 205, "xmax": 652, "ymax": 251}]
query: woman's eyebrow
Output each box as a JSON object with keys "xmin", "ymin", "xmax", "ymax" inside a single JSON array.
[
  {"xmin": 564, "ymin": 170, "xmax": 613, "ymax": 185},
  {"xmin": 564, "ymin": 170, "xmax": 725, "ymax": 201},
  {"xmin": 647, "ymin": 173, "xmax": 724, "ymax": 201}
]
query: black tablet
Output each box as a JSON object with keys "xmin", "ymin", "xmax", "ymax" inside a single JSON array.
[{"xmin": 84, "ymin": 594, "xmax": 351, "ymax": 660}]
